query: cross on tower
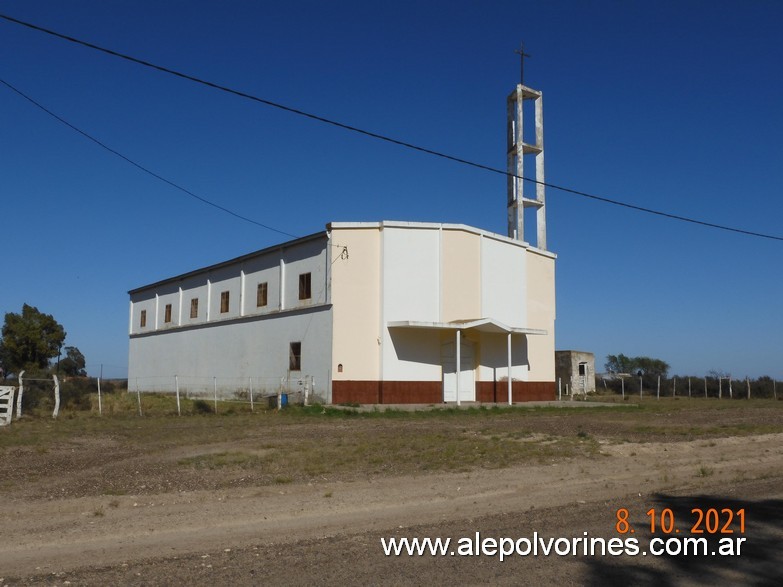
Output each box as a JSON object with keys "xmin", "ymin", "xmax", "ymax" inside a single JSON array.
[{"xmin": 515, "ymin": 43, "xmax": 531, "ymax": 86}]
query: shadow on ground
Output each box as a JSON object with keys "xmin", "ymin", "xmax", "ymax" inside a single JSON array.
[{"xmin": 584, "ymin": 492, "xmax": 782, "ymax": 586}]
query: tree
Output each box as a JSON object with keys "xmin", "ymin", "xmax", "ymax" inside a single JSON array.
[
  {"xmin": 59, "ymin": 346, "xmax": 87, "ymax": 377},
  {"xmin": 0, "ymin": 304, "xmax": 66, "ymax": 375},
  {"xmin": 605, "ymin": 354, "xmax": 670, "ymax": 378}
]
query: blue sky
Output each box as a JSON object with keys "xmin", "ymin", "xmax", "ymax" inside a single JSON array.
[{"xmin": 1, "ymin": 1, "xmax": 781, "ymax": 379}]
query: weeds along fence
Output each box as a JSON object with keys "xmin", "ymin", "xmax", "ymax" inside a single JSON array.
[
  {"xmin": 129, "ymin": 374, "xmax": 320, "ymax": 411},
  {"xmin": 596, "ymin": 375, "xmax": 780, "ymax": 400},
  {"xmin": 1, "ymin": 372, "xmax": 319, "ymax": 421}
]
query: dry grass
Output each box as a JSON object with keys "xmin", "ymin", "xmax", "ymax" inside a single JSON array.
[{"xmin": 1, "ymin": 394, "xmax": 781, "ymax": 498}]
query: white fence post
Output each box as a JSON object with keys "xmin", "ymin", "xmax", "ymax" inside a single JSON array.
[
  {"xmin": 213, "ymin": 377, "xmax": 218, "ymax": 414},
  {"xmin": 175, "ymin": 375, "xmax": 181, "ymax": 416},
  {"xmin": 657, "ymin": 376, "xmax": 660, "ymax": 400},
  {"xmin": 16, "ymin": 370, "xmax": 25, "ymax": 418},
  {"xmin": 747, "ymin": 377, "xmax": 751, "ymax": 399},
  {"xmin": 249, "ymin": 377, "xmax": 254, "ymax": 411},
  {"xmin": 97, "ymin": 371, "xmax": 103, "ymax": 416},
  {"xmin": 52, "ymin": 374, "xmax": 60, "ymax": 419},
  {"xmin": 135, "ymin": 378, "xmax": 143, "ymax": 416}
]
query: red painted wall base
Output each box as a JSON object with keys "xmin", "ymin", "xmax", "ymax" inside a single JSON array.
[{"xmin": 332, "ymin": 380, "xmax": 556, "ymax": 404}]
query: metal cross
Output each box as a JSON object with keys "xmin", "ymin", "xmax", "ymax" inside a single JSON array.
[{"xmin": 515, "ymin": 43, "xmax": 531, "ymax": 86}]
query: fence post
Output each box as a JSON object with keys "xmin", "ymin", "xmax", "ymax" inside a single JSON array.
[
  {"xmin": 719, "ymin": 378, "xmax": 722, "ymax": 400},
  {"xmin": 729, "ymin": 378, "xmax": 733, "ymax": 399},
  {"xmin": 135, "ymin": 378, "xmax": 143, "ymax": 416},
  {"xmin": 747, "ymin": 377, "xmax": 751, "ymax": 399},
  {"xmin": 673, "ymin": 377, "xmax": 676, "ymax": 398},
  {"xmin": 16, "ymin": 370, "xmax": 25, "ymax": 418},
  {"xmin": 97, "ymin": 365, "xmax": 103, "ymax": 416},
  {"xmin": 249, "ymin": 377, "xmax": 254, "ymax": 411},
  {"xmin": 175, "ymin": 375, "xmax": 181, "ymax": 416},
  {"xmin": 704, "ymin": 377, "xmax": 707, "ymax": 398},
  {"xmin": 52, "ymin": 374, "xmax": 60, "ymax": 419},
  {"xmin": 621, "ymin": 377, "xmax": 625, "ymax": 399},
  {"xmin": 775, "ymin": 380, "xmax": 778, "ymax": 400},
  {"xmin": 213, "ymin": 377, "xmax": 218, "ymax": 414},
  {"xmin": 657, "ymin": 376, "xmax": 660, "ymax": 400},
  {"xmin": 688, "ymin": 377, "xmax": 691, "ymax": 398},
  {"xmin": 639, "ymin": 376, "xmax": 643, "ymax": 399}
]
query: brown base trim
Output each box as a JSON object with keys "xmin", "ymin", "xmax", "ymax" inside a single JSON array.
[
  {"xmin": 333, "ymin": 380, "xmax": 555, "ymax": 404},
  {"xmin": 476, "ymin": 381, "xmax": 556, "ymax": 402}
]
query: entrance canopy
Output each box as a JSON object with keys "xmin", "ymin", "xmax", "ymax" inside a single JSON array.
[
  {"xmin": 388, "ymin": 318, "xmax": 546, "ymax": 406},
  {"xmin": 388, "ymin": 318, "xmax": 547, "ymax": 336}
]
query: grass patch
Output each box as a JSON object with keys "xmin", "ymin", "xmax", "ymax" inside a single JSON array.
[{"xmin": 178, "ymin": 451, "xmax": 268, "ymax": 470}]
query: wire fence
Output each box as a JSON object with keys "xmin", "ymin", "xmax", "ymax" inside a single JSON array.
[
  {"xmin": 2, "ymin": 372, "xmax": 323, "ymax": 421},
  {"xmin": 591, "ymin": 375, "xmax": 780, "ymax": 400},
  {"xmin": 129, "ymin": 374, "xmax": 322, "ymax": 404}
]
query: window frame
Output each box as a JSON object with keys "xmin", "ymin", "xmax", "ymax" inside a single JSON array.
[
  {"xmin": 190, "ymin": 298, "xmax": 199, "ymax": 319},
  {"xmin": 289, "ymin": 341, "xmax": 302, "ymax": 371},
  {"xmin": 220, "ymin": 291, "xmax": 230, "ymax": 314},
  {"xmin": 298, "ymin": 272, "xmax": 312, "ymax": 300},
  {"xmin": 257, "ymin": 282, "xmax": 268, "ymax": 307}
]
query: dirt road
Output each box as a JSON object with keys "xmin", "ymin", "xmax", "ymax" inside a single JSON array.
[{"xmin": 2, "ymin": 423, "xmax": 781, "ymax": 585}]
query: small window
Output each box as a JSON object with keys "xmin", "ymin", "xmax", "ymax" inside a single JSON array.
[
  {"xmin": 190, "ymin": 298, "xmax": 199, "ymax": 319},
  {"xmin": 164, "ymin": 304, "xmax": 172, "ymax": 323},
  {"xmin": 220, "ymin": 291, "xmax": 230, "ymax": 313},
  {"xmin": 289, "ymin": 342, "xmax": 302, "ymax": 371},
  {"xmin": 257, "ymin": 282, "xmax": 268, "ymax": 307},
  {"xmin": 140, "ymin": 309, "xmax": 147, "ymax": 328},
  {"xmin": 578, "ymin": 362, "xmax": 587, "ymax": 376},
  {"xmin": 298, "ymin": 273, "xmax": 311, "ymax": 300}
]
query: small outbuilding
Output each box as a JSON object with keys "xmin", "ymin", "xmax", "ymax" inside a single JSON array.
[{"xmin": 555, "ymin": 350, "xmax": 595, "ymax": 396}]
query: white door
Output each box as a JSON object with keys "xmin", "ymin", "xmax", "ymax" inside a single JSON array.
[{"xmin": 441, "ymin": 340, "xmax": 475, "ymax": 402}]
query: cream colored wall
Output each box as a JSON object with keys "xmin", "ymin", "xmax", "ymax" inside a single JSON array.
[
  {"xmin": 440, "ymin": 230, "xmax": 481, "ymax": 322},
  {"xmin": 526, "ymin": 249, "xmax": 556, "ymax": 380},
  {"xmin": 329, "ymin": 227, "xmax": 381, "ymax": 381}
]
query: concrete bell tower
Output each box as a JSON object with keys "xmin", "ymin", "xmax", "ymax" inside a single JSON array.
[{"xmin": 507, "ymin": 45, "xmax": 547, "ymax": 249}]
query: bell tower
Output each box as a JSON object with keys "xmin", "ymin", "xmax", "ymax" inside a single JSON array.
[{"xmin": 507, "ymin": 45, "xmax": 546, "ymax": 249}]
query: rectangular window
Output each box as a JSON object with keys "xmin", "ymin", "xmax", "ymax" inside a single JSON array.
[
  {"xmin": 140, "ymin": 309, "xmax": 147, "ymax": 328},
  {"xmin": 298, "ymin": 272, "xmax": 311, "ymax": 300},
  {"xmin": 220, "ymin": 291, "xmax": 230, "ymax": 313},
  {"xmin": 289, "ymin": 342, "xmax": 302, "ymax": 371},
  {"xmin": 164, "ymin": 304, "xmax": 172, "ymax": 323},
  {"xmin": 257, "ymin": 282, "xmax": 268, "ymax": 307},
  {"xmin": 190, "ymin": 298, "xmax": 199, "ymax": 319}
]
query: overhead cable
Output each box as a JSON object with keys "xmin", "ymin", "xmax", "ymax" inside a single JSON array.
[
  {"xmin": 1, "ymin": 12, "xmax": 782, "ymax": 242},
  {"xmin": 0, "ymin": 77, "xmax": 298, "ymax": 238}
]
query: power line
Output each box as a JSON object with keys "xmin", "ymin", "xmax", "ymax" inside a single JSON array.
[
  {"xmin": 0, "ymin": 77, "xmax": 298, "ymax": 239},
  {"xmin": 2, "ymin": 12, "xmax": 782, "ymax": 243}
]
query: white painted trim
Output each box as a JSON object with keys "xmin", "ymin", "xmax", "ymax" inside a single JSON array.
[
  {"xmin": 388, "ymin": 318, "xmax": 546, "ymax": 336},
  {"xmin": 507, "ymin": 333, "xmax": 512, "ymax": 405},
  {"xmin": 456, "ymin": 329, "xmax": 461, "ymax": 406}
]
